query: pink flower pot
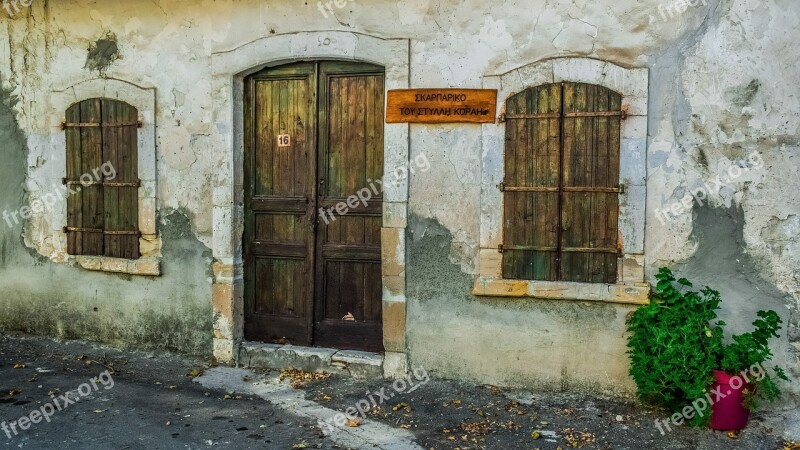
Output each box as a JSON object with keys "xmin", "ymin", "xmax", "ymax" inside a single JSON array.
[{"xmin": 709, "ymin": 370, "xmax": 751, "ymax": 431}]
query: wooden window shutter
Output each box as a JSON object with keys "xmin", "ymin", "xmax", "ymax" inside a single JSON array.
[
  {"xmin": 65, "ymin": 99, "xmax": 140, "ymax": 259},
  {"xmin": 501, "ymin": 84, "xmax": 561, "ymax": 280},
  {"xmin": 560, "ymin": 83, "xmax": 621, "ymax": 283},
  {"xmin": 501, "ymin": 82, "xmax": 622, "ymax": 283}
]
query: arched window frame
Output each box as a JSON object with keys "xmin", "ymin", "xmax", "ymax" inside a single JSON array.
[
  {"xmin": 49, "ymin": 78, "xmax": 159, "ymax": 275},
  {"xmin": 63, "ymin": 98, "xmax": 141, "ymax": 260},
  {"xmin": 474, "ymin": 58, "xmax": 649, "ymax": 304},
  {"xmin": 500, "ymin": 82, "xmax": 623, "ymax": 284}
]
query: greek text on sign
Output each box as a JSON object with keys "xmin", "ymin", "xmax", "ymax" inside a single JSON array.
[{"xmin": 386, "ymin": 89, "xmax": 497, "ymax": 124}]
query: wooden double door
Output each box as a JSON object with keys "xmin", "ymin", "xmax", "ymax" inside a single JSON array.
[{"xmin": 244, "ymin": 61, "xmax": 385, "ymax": 352}]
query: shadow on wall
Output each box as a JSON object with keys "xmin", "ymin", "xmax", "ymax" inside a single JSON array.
[
  {"xmin": 676, "ymin": 203, "xmax": 797, "ymax": 394},
  {"xmin": 0, "ymin": 84, "xmax": 213, "ymax": 357}
]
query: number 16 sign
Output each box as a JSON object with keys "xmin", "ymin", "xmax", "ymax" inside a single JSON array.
[{"xmin": 277, "ymin": 134, "xmax": 291, "ymax": 147}]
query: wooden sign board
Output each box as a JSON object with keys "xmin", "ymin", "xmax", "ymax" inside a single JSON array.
[{"xmin": 386, "ymin": 89, "xmax": 497, "ymax": 124}]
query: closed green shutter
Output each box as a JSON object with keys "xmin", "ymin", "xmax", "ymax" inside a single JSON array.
[
  {"xmin": 65, "ymin": 99, "xmax": 140, "ymax": 259},
  {"xmin": 502, "ymin": 82, "xmax": 622, "ymax": 283}
]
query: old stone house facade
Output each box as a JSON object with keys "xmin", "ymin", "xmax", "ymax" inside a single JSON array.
[{"xmin": 0, "ymin": 0, "xmax": 797, "ymax": 411}]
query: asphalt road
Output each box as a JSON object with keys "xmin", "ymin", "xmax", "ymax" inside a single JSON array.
[
  {"xmin": 0, "ymin": 332, "xmax": 793, "ymax": 450},
  {"xmin": 0, "ymin": 333, "xmax": 332, "ymax": 449}
]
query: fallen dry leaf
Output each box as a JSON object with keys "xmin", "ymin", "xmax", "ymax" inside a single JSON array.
[
  {"xmin": 187, "ymin": 368, "xmax": 204, "ymax": 377},
  {"xmin": 459, "ymin": 420, "xmax": 493, "ymax": 436},
  {"xmin": 392, "ymin": 402, "xmax": 411, "ymax": 412},
  {"xmin": 562, "ymin": 428, "xmax": 595, "ymax": 448},
  {"xmin": 279, "ymin": 369, "xmax": 331, "ymax": 389},
  {"xmin": 346, "ymin": 419, "xmax": 361, "ymax": 427},
  {"xmin": 342, "ymin": 312, "xmax": 355, "ymax": 321},
  {"xmin": 13, "ymin": 363, "xmax": 26, "ymax": 369}
]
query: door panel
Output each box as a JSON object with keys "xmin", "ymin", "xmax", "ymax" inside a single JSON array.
[
  {"xmin": 244, "ymin": 61, "xmax": 385, "ymax": 352},
  {"xmin": 315, "ymin": 62, "xmax": 385, "ymax": 352},
  {"xmin": 244, "ymin": 62, "xmax": 316, "ymax": 345}
]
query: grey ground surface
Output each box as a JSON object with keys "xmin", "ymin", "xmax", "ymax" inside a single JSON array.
[{"xmin": 0, "ymin": 332, "xmax": 794, "ymax": 449}]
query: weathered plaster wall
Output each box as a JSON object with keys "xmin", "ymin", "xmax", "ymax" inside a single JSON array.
[
  {"xmin": 0, "ymin": 0, "xmax": 796, "ymax": 414},
  {"xmin": 642, "ymin": 0, "xmax": 800, "ymax": 403},
  {"xmin": 0, "ymin": 85, "xmax": 212, "ymax": 355},
  {"xmin": 406, "ymin": 216, "xmax": 636, "ymax": 394}
]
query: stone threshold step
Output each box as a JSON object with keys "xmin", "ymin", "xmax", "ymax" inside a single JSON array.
[{"xmin": 237, "ymin": 341, "xmax": 384, "ymax": 379}]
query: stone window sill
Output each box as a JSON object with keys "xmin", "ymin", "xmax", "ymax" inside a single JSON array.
[
  {"xmin": 472, "ymin": 276, "xmax": 650, "ymax": 305},
  {"xmin": 74, "ymin": 255, "xmax": 161, "ymax": 276}
]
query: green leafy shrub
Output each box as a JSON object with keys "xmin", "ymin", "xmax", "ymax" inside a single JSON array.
[
  {"xmin": 719, "ymin": 309, "xmax": 789, "ymax": 409},
  {"xmin": 626, "ymin": 267, "xmax": 788, "ymax": 425}
]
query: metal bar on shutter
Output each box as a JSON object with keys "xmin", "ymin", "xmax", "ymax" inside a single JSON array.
[
  {"xmin": 61, "ymin": 121, "xmax": 142, "ymax": 129},
  {"xmin": 64, "ymin": 227, "xmax": 140, "ymax": 236},
  {"xmin": 501, "ymin": 111, "xmax": 626, "ymax": 120},
  {"xmin": 499, "ymin": 185, "xmax": 623, "ymax": 193},
  {"xmin": 498, "ymin": 184, "xmax": 558, "ymax": 192},
  {"xmin": 64, "ymin": 226, "xmax": 103, "ymax": 233},
  {"xmin": 62, "ymin": 179, "xmax": 141, "ymax": 187},
  {"xmin": 562, "ymin": 186, "xmax": 622, "ymax": 193},
  {"xmin": 103, "ymin": 230, "xmax": 141, "ymax": 236},
  {"xmin": 564, "ymin": 110, "xmax": 626, "ymax": 119},
  {"xmin": 501, "ymin": 244, "xmax": 619, "ymax": 254},
  {"xmin": 501, "ymin": 112, "xmax": 561, "ymax": 120}
]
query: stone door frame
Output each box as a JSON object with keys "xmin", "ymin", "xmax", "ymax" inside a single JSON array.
[{"xmin": 208, "ymin": 32, "xmax": 411, "ymax": 377}]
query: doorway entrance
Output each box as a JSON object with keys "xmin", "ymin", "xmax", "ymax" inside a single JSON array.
[{"xmin": 243, "ymin": 61, "xmax": 385, "ymax": 352}]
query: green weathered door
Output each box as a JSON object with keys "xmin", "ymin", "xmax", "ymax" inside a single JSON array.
[
  {"xmin": 244, "ymin": 62, "xmax": 317, "ymax": 344},
  {"xmin": 244, "ymin": 61, "xmax": 385, "ymax": 351},
  {"xmin": 314, "ymin": 62, "xmax": 385, "ymax": 352}
]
